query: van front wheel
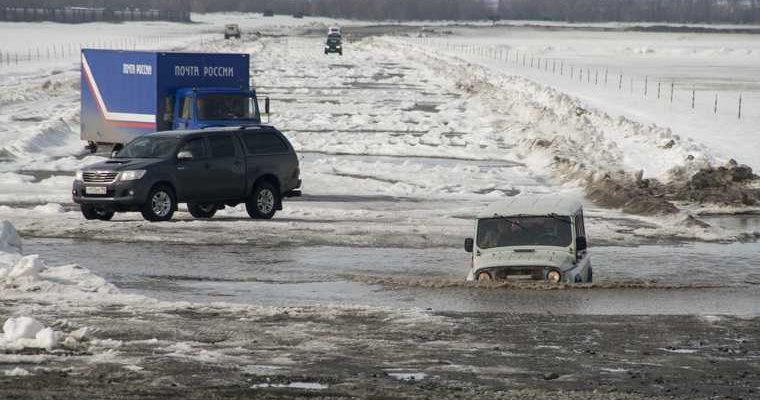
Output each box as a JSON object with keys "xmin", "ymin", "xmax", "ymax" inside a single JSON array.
[
  {"xmin": 81, "ymin": 205, "xmax": 114, "ymax": 221},
  {"xmin": 246, "ymin": 182, "xmax": 278, "ymax": 219},
  {"xmin": 188, "ymin": 202, "xmax": 217, "ymax": 219}
]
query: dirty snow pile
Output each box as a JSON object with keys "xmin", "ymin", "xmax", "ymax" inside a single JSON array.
[{"xmin": 0, "ymin": 219, "xmax": 122, "ymax": 301}]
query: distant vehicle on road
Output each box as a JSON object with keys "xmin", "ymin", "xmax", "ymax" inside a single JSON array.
[
  {"xmin": 464, "ymin": 196, "xmax": 592, "ymax": 283},
  {"xmin": 325, "ymin": 33, "xmax": 343, "ymax": 55},
  {"xmin": 80, "ymin": 49, "xmax": 270, "ymax": 153},
  {"xmin": 73, "ymin": 127, "xmax": 302, "ymax": 222},
  {"xmin": 263, "ymin": 10, "xmax": 274, "ymax": 17},
  {"xmin": 224, "ymin": 23, "xmax": 241, "ymax": 39},
  {"xmin": 293, "ymin": 12, "xmax": 304, "ymax": 18}
]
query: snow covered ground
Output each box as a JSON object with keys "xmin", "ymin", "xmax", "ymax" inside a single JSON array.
[{"xmin": 1, "ymin": 15, "xmax": 760, "ymax": 398}]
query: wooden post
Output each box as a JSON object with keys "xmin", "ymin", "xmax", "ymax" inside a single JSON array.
[
  {"xmin": 657, "ymin": 82, "xmax": 661, "ymax": 99},
  {"xmin": 670, "ymin": 83, "xmax": 674, "ymax": 103},
  {"xmin": 691, "ymin": 88, "xmax": 695, "ymax": 109},
  {"xmin": 714, "ymin": 93, "xmax": 718, "ymax": 113},
  {"xmin": 644, "ymin": 76, "xmax": 648, "ymax": 97},
  {"xmin": 619, "ymin": 74, "xmax": 623, "ymax": 90},
  {"xmin": 738, "ymin": 93, "xmax": 742, "ymax": 119}
]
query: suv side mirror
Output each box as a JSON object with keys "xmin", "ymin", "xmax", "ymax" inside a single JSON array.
[
  {"xmin": 576, "ymin": 236, "xmax": 587, "ymax": 251},
  {"xmin": 177, "ymin": 150, "xmax": 193, "ymax": 161},
  {"xmin": 464, "ymin": 238, "xmax": 474, "ymax": 253},
  {"xmin": 264, "ymin": 97, "xmax": 270, "ymax": 115}
]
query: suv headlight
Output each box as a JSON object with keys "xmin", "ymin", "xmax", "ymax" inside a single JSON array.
[
  {"xmin": 75, "ymin": 170, "xmax": 83, "ymax": 181},
  {"xmin": 118, "ymin": 170, "xmax": 146, "ymax": 181}
]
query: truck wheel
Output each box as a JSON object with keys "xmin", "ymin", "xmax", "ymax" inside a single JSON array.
[
  {"xmin": 80, "ymin": 205, "xmax": 115, "ymax": 221},
  {"xmin": 188, "ymin": 202, "xmax": 217, "ymax": 219},
  {"xmin": 246, "ymin": 182, "xmax": 277, "ymax": 219},
  {"xmin": 141, "ymin": 185, "xmax": 175, "ymax": 222}
]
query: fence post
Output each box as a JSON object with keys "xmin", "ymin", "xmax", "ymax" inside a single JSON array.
[
  {"xmin": 691, "ymin": 88, "xmax": 695, "ymax": 109},
  {"xmin": 595, "ymin": 69, "xmax": 598, "ymax": 85},
  {"xmin": 738, "ymin": 93, "xmax": 742, "ymax": 120},
  {"xmin": 644, "ymin": 76, "xmax": 648, "ymax": 97},
  {"xmin": 714, "ymin": 93, "xmax": 718, "ymax": 113},
  {"xmin": 552, "ymin": 60, "xmax": 556, "ymax": 74},
  {"xmin": 670, "ymin": 83, "xmax": 674, "ymax": 103},
  {"xmin": 571, "ymin": 66, "xmax": 574, "ymax": 79},
  {"xmin": 604, "ymin": 68, "xmax": 608, "ymax": 86},
  {"xmin": 618, "ymin": 74, "xmax": 622, "ymax": 90},
  {"xmin": 560, "ymin": 61, "xmax": 564, "ymax": 75},
  {"xmin": 657, "ymin": 82, "xmax": 661, "ymax": 99}
]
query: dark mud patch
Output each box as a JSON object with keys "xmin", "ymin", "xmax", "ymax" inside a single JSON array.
[{"xmin": 0, "ymin": 302, "xmax": 757, "ymax": 400}]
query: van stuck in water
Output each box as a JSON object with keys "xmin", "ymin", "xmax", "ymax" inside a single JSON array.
[{"xmin": 464, "ymin": 196, "xmax": 592, "ymax": 283}]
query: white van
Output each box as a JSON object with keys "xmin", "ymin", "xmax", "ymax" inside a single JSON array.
[{"xmin": 464, "ymin": 196, "xmax": 592, "ymax": 283}]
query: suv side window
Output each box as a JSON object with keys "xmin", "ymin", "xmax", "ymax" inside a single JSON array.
[
  {"xmin": 208, "ymin": 135, "xmax": 237, "ymax": 158},
  {"xmin": 242, "ymin": 131, "xmax": 288, "ymax": 155},
  {"xmin": 179, "ymin": 137, "xmax": 207, "ymax": 159}
]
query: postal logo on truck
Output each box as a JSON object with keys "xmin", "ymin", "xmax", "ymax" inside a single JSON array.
[
  {"xmin": 122, "ymin": 63, "xmax": 153, "ymax": 75},
  {"xmin": 174, "ymin": 65, "xmax": 235, "ymax": 78}
]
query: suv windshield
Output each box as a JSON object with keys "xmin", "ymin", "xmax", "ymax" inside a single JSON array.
[
  {"xmin": 476, "ymin": 216, "xmax": 573, "ymax": 249},
  {"xmin": 115, "ymin": 136, "xmax": 179, "ymax": 159},
  {"xmin": 196, "ymin": 94, "xmax": 259, "ymax": 121}
]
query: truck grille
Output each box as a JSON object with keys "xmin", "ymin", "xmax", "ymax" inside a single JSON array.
[{"xmin": 83, "ymin": 171, "xmax": 118, "ymax": 183}]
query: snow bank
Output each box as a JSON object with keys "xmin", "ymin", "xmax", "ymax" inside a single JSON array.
[{"xmin": 1, "ymin": 316, "xmax": 57, "ymax": 350}]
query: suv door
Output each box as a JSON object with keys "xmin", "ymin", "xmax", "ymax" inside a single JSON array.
[
  {"xmin": 206, "ymin": 134, "xmax": 246, "ymax": 199},
  {"xmin": 174, "ymin": 137, "xmax": 211, "ymax": 201}
]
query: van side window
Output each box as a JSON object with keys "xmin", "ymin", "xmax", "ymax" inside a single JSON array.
[
  {"xmin": 242, "ymin": 132, "xmax": 288, "ymax": 154},
  {"xmin": 180, "ymin": 96, "xmax": 193, "ymax": 119},
  {"xmin": 208, "ymin": 135, "xmax": 237, "ymax": 158},
  {"xmin": 179, "ymin": 138, "xmax": 207, "ymax": 159}
]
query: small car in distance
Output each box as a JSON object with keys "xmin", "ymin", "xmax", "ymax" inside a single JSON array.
[
  {"xmin": 464, "ymin": 196, "xmax": 592, "ymax": 283},
  {"xmin": 224, "ymin": 24, "xmax": 241, "ymax": 39},
  {"xmin": 325, "ymin": 33, "xmax": 342, "ymax": 55},
  {"xmin": 72, "ymin": 127, "xmax": 302, "ymax": 222}
]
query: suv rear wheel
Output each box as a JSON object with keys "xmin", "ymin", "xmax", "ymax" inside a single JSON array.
[
  {"xmin": 246, "ymin": 182, "xmax": 278, "ymax": 219},
  {"xmin": 188, "ymin": 202, "xmax": 218, "ymax": 219},
  {"xmin": 81, "ymin": 205, "xmax": 115, "ymax": 221},
  {"xmin": 141, "ymin": 185, "xmax": 175, "ymax": 222}
]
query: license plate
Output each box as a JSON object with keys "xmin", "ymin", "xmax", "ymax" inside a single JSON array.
[{"xmin": 85, "ymin": 186, "xmax": 107, "ymax": 195}]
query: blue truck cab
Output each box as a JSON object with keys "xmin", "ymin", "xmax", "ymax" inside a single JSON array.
[{"xmin": 81, "ymin": 49, "xmax": 267, "ymax": 152}]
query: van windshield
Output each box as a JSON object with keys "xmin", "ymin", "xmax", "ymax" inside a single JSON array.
[
  {"xmin": 196, "ymin": 94, "xmax": 259, "ymax": 121},
  {"xmin": 114, "ymin": 136, "xmax": 179, "ymax": 159},
  {"xmin": 476, "ymin": 216, "xmax": 572, "ymax": 249}
]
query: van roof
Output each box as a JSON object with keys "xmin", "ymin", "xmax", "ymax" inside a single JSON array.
[{"xmin": 478, "ymin": 195, "xmax": 583, "ymax": 218}]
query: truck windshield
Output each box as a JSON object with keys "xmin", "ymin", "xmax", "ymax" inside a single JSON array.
[
  {"xmin": 114, "ymin": 136, "xmax": 179, "ymax": 159},
  {"xmin": 196, "ymin": 94, "xmax": 258, "ymax": 121},
  {"xmin": 476, "ymin": 216, "xmax": 573, "ymax": 249}
]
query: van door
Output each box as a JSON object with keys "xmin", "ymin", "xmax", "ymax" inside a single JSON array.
[
  {"xmin": 206, "ymin": 134, "xmax": 246, "ymax": 199},
  {"xmin": 173, "ymin": 94, "xmax": 194, "ymax": 130}
]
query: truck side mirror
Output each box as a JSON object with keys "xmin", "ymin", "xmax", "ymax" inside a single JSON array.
[
  {"xmin": 264, "ymin": 96, "xmax": 270, "ymax": 115},
  {"xmin": 464, "ymin": 238, "xmax": 474, "ymax": 253},
  {"xmin": 576, "ymin": 236, "xmax": 587, "ymax": 251},
  {"xmin": 177, "ymin": 150, "xmax": 193, "ymax": 161}
]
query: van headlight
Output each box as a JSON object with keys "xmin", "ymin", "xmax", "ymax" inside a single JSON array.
[
  {"xmin": 547, "ymin": 270, "xmax": 561, "ymax": 283},
  {"xmin": 118, "ymin": 170, "xmax": 146, "ymax": 181},
  {"xmin": 75, "ymin": 170, "xmax": 83, "ymax": 181}
]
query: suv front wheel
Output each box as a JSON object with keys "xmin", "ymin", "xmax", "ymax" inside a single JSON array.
[
  {"xmin": 141, "ymin": 185, "xmax": 176, "ymax": 222},
  {"xmin": 246, "ymin": 182, "xmax": 278, "ymax": 219}
]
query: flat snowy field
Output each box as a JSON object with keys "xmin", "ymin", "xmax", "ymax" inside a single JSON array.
[{"xmin": 0, "ymin": 14, "xmax": 759, "ymax": 398}]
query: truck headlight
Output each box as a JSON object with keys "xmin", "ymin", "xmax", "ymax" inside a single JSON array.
[
  {"xmin": 118, "ymin": 170, "xmax": 146, "ymax": 181},
  {"xmin": 547, "ymin": 270, "xmax": 561, "ymax": 283},
  {"xmin": 75, "ymin": 170, "xmax": 83, "ymax": 181}
]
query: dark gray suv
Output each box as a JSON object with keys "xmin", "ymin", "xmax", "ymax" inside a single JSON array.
[{"xmin": 72, "ymin": 126, "xmax": 301, "ymax": 222}]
